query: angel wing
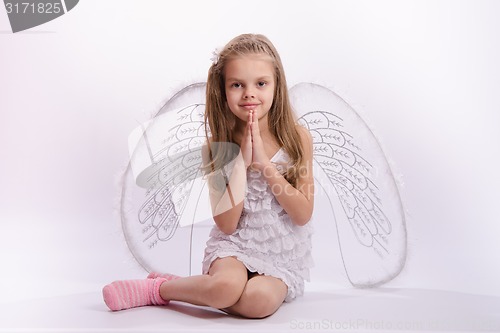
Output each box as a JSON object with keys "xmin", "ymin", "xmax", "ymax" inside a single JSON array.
[
  {"xmin": 290, "ymin": 82, "xmax": 407, "ymax": 287},
  {"xmin": 120, "ymin": 83, "xmax": 211, "ymax": 276}
]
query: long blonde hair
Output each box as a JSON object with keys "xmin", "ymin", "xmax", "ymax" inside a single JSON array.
[{"xmin": 205, "ymin": 34, "xmax": 304, "ymax": 187}]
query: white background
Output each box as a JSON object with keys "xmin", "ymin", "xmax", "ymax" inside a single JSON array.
[{"xmin": 1, "ymin": 0, "xmax": 499, "ymax": 304}]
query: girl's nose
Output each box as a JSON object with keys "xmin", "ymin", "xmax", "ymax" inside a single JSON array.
[{"xmin": 244, "ymin": 88, "xmax": 255, "ymax": 99}]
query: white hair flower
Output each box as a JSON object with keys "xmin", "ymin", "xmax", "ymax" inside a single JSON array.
[{"xmin": 210, "ymin": 48, "xmax": 221, "ymax": 65}]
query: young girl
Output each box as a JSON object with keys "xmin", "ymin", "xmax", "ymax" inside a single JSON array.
[{"xmin": 103, "ymin": 33, "xmax": 315, "ymax": 319}]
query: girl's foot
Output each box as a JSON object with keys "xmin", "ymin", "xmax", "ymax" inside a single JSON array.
[{"xmin": 102, "ymin": 277, "xmax": 168, "ymax": 311}]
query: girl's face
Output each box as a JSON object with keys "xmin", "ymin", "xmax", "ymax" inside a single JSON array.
[{"xmin": 224, "ymin": 54, "xmax": 275, "ymax": 124}]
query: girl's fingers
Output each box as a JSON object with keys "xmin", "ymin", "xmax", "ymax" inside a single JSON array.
[
  {"xmin": 251, "ymin": 110, "xmax": 260, "ymax": 138},
  {"xmin": 241, "ymin": 110, "xmax": 253, "ymax": 168},
  {"xmin": 249, "ymin": 109, "xmax": 269, "ymax": 170},
  {"xmin": 250, "ymin": 110, "xmax": 259, "ymax": 142},
  {"xmin": 248, "ymin": 111, "xmax": 253, "ymax": 139},
  {"xmin": 253, "ymin": 109, "xmax": 261, "ymax": 140}
]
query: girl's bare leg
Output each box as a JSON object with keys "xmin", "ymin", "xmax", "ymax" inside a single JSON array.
[
  {"xmin": 223, "ymin": 274, "xmax": 287, "ymax": 318},
  {"xmin": 159, "ymin": 256, "xmax": 248, "ymax": 309}
]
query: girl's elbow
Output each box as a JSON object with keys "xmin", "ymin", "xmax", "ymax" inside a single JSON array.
[
  {"xmin": 219, "ymin": 225, "xmax": 237, "ymax": 235},
  {"xmin": 294, "ymin": 203, "xmax": 313, "ymax": 226},
  {"xmin": 292, "ymin": 211, "xmax": 313, "ymax": 226},
  {"xmin": 214, "ymin": 217, "xmax": 237, "ymax": 235},
  {"xmin": 294, "ymin": 218, "xmax": 311, "ymax": 227}
]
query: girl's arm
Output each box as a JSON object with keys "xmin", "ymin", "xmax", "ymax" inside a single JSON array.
[
  {"xmin": 204, "ymin": 150, "xmax": 247, "ymax": 235},
  {"xmin": 203, "ymin": 113, "xmax": 253, "ymax": 235},
  {"xmin": 258, "ymin": 126, "xmax": 315, "ymax": 226}
]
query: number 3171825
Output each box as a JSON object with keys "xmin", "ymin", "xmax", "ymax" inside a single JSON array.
[{"xmin": 5, "ymin": 2, "xmax": 62, "ymax": 14}]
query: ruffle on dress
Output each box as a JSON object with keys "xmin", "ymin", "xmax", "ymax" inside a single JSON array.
[{"xmin": 202, "ymin": 149, "xmax": 314, "ymax": 302}]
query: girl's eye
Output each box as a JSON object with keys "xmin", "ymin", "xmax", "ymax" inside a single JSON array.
[
  {"xmin": 232, "ymin": 83, "xmax": 242, "ymax": 88},
  {"xmin": 258, "ymin": 81, "xmax": 267, "ymax": 87}
]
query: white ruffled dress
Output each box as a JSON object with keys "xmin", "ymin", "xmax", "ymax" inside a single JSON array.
[{"xmin": 202, "ymin": 149, "xmax": 314, "ymax": 302}]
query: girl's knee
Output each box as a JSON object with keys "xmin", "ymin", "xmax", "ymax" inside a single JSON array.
[
  {"xmin": 208, "ymin": 276, "xmax": 245, "ymax": 309},
  {"xmin": 239, "ymin": 287, "xmax": 285, "ymax": 319}
]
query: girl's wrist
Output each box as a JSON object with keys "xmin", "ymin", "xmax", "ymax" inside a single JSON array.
[
  {"xmin": 250, "ymin": 161, "xmax": 271, "ymax": 171},
  {"xmin": 259, "ymin": 162, "xmax": 280, "ymax": 179}
]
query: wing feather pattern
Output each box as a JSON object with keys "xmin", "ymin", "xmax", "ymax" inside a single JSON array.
[
  {"xmin": 290, "ymin": 82, "xmax": 406, "ymax": 287},
  {"xmin": 120, "ymin": 83, "xmax": 209, "ymax": 275}
]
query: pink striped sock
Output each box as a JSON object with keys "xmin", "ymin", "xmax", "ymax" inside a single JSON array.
[
  {"xmin": 147, "ymin": 272, "xmax": 181, "ymax": 280},
  {"xmin": 102, "ymin": 277, "xmax": 168, "ymax": 311}
]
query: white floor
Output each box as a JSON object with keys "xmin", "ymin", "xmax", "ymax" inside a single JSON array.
[
  {"xmin": 1, "ymin": 217, "xmax": 499, "ymax": 333},
  {"xmin": 1, "ymin": 284, "xmax": 499, "ymax": 333}
]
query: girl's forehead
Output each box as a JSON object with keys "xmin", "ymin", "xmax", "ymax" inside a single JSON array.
[
  {"xmin": 236, "ymin": 52, "xmax": 272, "ymax": 60},
  {"xmin": 224, "ymin": 54, "xmax": 275, "ymax": 76},
  {"xmin": 225, "ymin": 52, "xmax": 273, "ymax": 65}
]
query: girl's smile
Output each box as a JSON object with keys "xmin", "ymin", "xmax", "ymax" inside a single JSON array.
[{"xmin": 240, "ymin": 103, "xmax": 261, "ymax": 110}]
